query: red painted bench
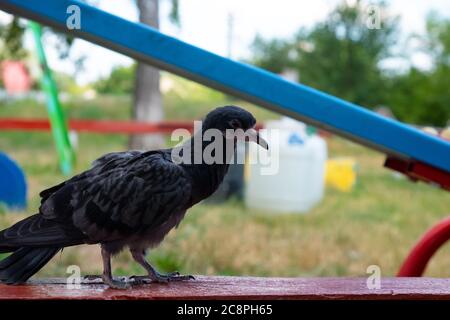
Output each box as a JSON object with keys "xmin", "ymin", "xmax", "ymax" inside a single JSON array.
[{"xmin": 1, "ymin": 276, "xmax": 450, "ymax": 300}]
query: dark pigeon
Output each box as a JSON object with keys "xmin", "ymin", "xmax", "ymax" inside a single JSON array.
[{"xmin": 0, "ymin": 106, "xmax": 268, "ymax": 289}]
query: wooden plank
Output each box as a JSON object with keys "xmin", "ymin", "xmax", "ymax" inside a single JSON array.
[{"xmin": 1, "ymin": 277, "xmax": 450, "ymax": 300}]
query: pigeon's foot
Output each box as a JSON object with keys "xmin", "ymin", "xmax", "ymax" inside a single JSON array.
[
  {"xmin": 129, "ymin": 272, "xmax": 195, "ymax": 284},
  {"xmin": 102, "ymin": 274, "xmax": 131, "ymax": 290},
  {"xmin": 128, "ymin": 275, "xmax": 154, "ymax": 285},
  {"xmin": 83, "ymin": 275, "xmax": 102, "ymax": 281},
  {"xmin": 129, "ymin": 249, "xmax": 195, "ymax": 284}
]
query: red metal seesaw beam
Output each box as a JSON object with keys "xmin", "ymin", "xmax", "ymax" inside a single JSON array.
[
  {"xmin": 0, "ymin": 118, "xmax": 264, "ymax": 133},
  {"xmin": 0, "ymin": 118, "xmax": 266, "ymax": 134},
  {"xmin": 398, "ymin": 216, "xmax": 450, "ymax": 277},
  {"xmin": 0, "ymin": 118, "xmax": 195, "ymax": 134}
]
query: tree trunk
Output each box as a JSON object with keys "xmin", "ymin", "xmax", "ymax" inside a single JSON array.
[{"xmin": 129, "ymin": 0, "xmax": 165, "ymax": 150}]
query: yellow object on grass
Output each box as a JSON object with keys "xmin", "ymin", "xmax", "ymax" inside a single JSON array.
[{"xmin": 325, "ymin": 158, "xmax": 357, "ymax": 192}]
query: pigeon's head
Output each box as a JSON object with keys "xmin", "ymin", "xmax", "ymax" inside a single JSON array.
[{"xmin": 203, "ymin": 105, "xmax": 268, "ymax": 149}]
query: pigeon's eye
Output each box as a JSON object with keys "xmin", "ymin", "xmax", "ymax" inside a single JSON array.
[{"xmin": 229, "ymin": 119, "xmax": 242, "ymax": 129}]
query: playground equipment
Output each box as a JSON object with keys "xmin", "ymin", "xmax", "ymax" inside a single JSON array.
[
  {"xmin": 0, "ymin": 25, "xmax": 73, "ymax": 209},
  {"xmin": 398, "ymin": 216, "xmax": 450, "ymax": 277},
  {"xmin": 1, "ymin": 0, "xmax": 450, "ymax": 298},
  {"xmin": 0, "ymin": 152, "xmax": 27, "ymax": 210},
  {"xmin": 2, "ymin": 0, "xmax": 448, "ymax": 187},
  {"xmin": 0, "ymin": 118, "xmax": 197, "ymax": 134},
  {"xmin": 29, "ymin": 21, "xmax": 74, "ymax": 175}
]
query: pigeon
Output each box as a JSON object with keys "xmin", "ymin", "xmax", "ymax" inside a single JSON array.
[{"xmin": 0, "ymin": 105, "xmax": 268, "ymax": 289}]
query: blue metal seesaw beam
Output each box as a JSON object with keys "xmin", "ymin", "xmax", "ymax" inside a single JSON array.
[{"xmin": 1, "ymin": 0, "xmax": 449, "ymax": 173}]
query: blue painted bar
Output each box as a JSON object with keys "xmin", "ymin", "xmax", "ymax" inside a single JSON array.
[{"xmin": 1, "ymin": 0, "xmax": 449, "ymax": 172}]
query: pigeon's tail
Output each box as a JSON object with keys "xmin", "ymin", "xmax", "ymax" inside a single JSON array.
[
  {"xmin": 0, "ymin": 246, "xmax": 61, "ymax": 284},
  {"xmin": 0, "ymin": 213, "xmax": 84, "ymax": 284}
]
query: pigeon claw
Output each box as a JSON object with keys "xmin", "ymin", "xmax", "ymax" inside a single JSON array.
[
  {"xmin": 102, "ymin": 275, "xmax": 131, "ymax": 290},
  {"xmin": 128, "ymin": 272, "xmax": 195, "ymax": 285},
  {"xmin": 83, "ymin": 275, "xmax": 102, "ymax": 281},
  {"xmin": 167, "ymin": 274, "xmax": 196, "ymax": 282}
]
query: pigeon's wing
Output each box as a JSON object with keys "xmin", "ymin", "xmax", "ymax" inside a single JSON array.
[
  {"xmin": 39, "ymin": 150, "xmax": 143, "ymax": 205},
  {"xmin": 90, "ymin": 150, "xmax": 143, "ymax": 170},
  {"xmin": 40, "ymin": 152, "xmax": 192, "ymax": 242}
]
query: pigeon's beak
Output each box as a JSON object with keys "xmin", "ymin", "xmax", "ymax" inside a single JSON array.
[{"xmin": 246, "ymin": 128, "xmax": 269, "ymax": 150}]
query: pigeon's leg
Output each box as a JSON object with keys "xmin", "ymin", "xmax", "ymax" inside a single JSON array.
[
  {"xmin": 129, "ymin": 249, "xmax": 195, "ymax": 284},
  {"xmin": 101, "ymin": 247, "xmax": 130, "ymax": 289}
]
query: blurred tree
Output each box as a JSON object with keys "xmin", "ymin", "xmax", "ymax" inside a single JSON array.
[
  {"xmin": 0, "ymin": 17, "xmax": 27, "ymax": 61},
  {"xmin": 130, "ymin": 0, "xmax": 180, "ymax": 150},
  {"xmin": 251, "ymin": 35, "xmax": 293, "ymax": 74},
  {"xmin": 250, "ymin": 0, "xmax": 398, "ymax": 108},
  {"xmin": 0, "ymin": 0, "xmax": 180, "ymax": 144},
  {"xmin": 0, "ymin": 17, "xmax": 27, "ymax": 90},
  {"xmin": 0, "ymin": 15, "xmax": 82, "ymax": 87},
  {"xmin": 94, "ymin": 64, "xmax": 136, "ymax": 95},
  {"xmin": 387, "ymin": 14, "xmax": 450, "ymax": 126},
  {"xmin": 53, "ymin": 70, "xmax": 85, "ymax": 94},
  {"xmin": 425, "ymin": 12, "xmax": 450, "ymax": 67}
]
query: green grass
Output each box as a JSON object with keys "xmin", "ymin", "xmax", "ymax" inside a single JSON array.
[{"xmin": 1, "ymin": 79, "xmax": 450, "ymax": 279}]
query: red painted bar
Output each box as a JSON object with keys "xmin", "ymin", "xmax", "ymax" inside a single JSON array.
[
  {"xmin": 0, "ymin": 118, "xmax": 265, "ymax": 134},
  {"xmin": 384, "ymin": 156, "xmax": 450, "ymax": 191},
  {"xmin": 398, "ymin": 217, "xmax": 450, "ymax": 277},
  {"xmin": 1, "ymin": 277, "xmax": 450, "ymax": 300},
  {"xmin": 0, "ymin": 118, "xmax": 194, "ymax": 134}
]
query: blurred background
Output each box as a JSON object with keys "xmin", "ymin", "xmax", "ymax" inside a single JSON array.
[{"xmin": 0, "ymin": 0, "xmax": 449, "ymax": 279}]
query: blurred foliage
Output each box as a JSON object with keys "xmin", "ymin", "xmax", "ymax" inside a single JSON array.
[
  {"xmin": 387, "ymin": 66, "xmax": 450, "ymax": 126},
  {"xmin": 93, "ymin": 64, "xmax": 137, "ymax": 95},
  {"xmin": 250, "ymin": 0, "xmax": 450, "ymax": 126},
  {"xmin": 0, "ymin": 17, "xmax": 27, "ymax": 61},
  {"xmin": 251, "ymin": 1, "xmax": 398, "ymax": 108},
  {"xmin": 0, "ymin": 16, "xmax": 83, "ymax": 86},
  {"xmin": 426, "ymin": 12, "xmax": 450, "ymax": 67},
  {"xmin": 53, "ymin": 71, "xmax": 83, "ymax": 94},
  {"xmin": 0, "ymin": 0, "xmax": 175, "ymax": 87},
  {"xmin": 1, "ymin": 0, "xmax": 448, "ymax": 126},
  {"xmin": 168, "ymin": 0, "xmax": 180, "ymax": 26},
  {"xmin": 387, "ymin": 13, "xmax": 450, "ymax": 126}
]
